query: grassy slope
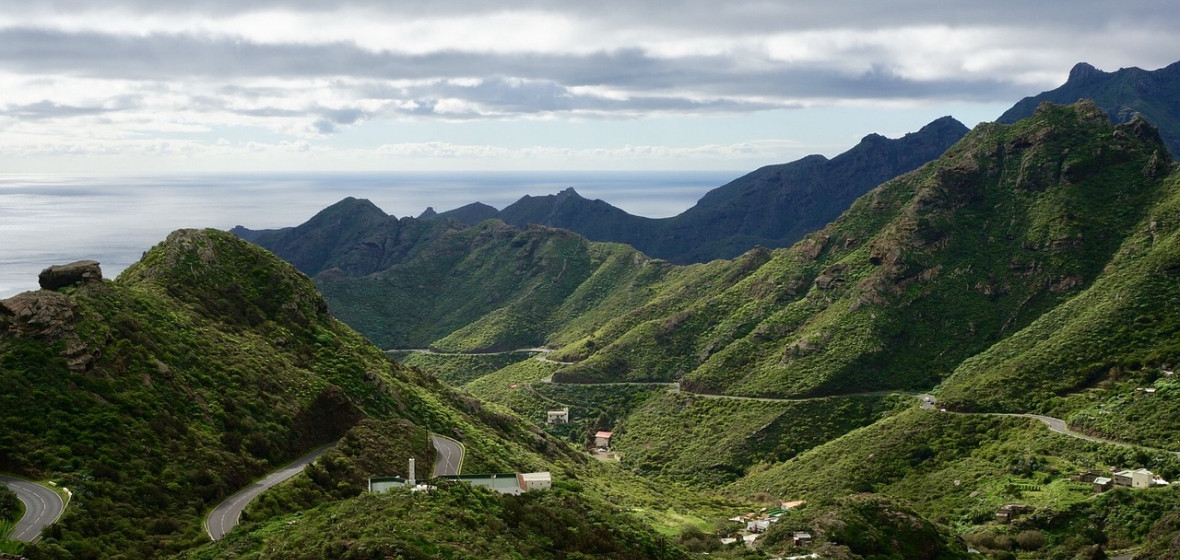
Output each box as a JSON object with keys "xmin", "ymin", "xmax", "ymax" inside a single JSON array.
[
  {"xmin": 612, "ymin": 392, "xmax": 905, "ymax": 487},
  {"xmin": 728, "ymin": 406, "xmax": 1180, "ymax": 557},
  {"xmin": 0, "ymin": 229, "xmax": 647, "ymax": 559}
]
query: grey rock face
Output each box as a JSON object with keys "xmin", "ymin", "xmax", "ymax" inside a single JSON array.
[{"xmin": 38, "ymin": 260, "xmax": 102, "ymax": 291}]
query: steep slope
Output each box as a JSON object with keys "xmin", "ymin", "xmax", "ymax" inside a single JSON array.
[
  {"xmin": 648, "ymin": 115, "xmax": 969, "ymax": 263},
  {"xmin": 936, "ymin": 162, "xmax": 1180, "ymax": 419},
  {"xmin": 314, "ymin": 221, "xmax": 749, "ymax": 352},
  {"xmin": 0, "ymin": 229, "xmax": 589, "ymax": 559},
  {"xmin": 555, "ymin": 101, "xmax": 1172, "ymax": 398},
  {"xmin": 999, "ymin": 60, "xmax": 1180, "ymax": 157}
]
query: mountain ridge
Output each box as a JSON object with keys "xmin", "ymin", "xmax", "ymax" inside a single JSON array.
[
  {"xmin": 998, "ymin": 60, "xmax": 1180, "ymax": 157},
  {"xmin": 401, "ymin": 116, "xmax": 970, "ymax": 264}
]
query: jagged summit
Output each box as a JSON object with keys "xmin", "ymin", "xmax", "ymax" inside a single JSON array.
[
  {"xmin": 1067, "ymin": 61, "xmax": 1104, "ymax": 82},
  {"xmin": 998, "ymin": 58, "xmax": 1180, "ymax": 157}
]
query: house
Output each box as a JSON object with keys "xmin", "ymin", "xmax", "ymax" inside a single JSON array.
[
  {"xmin": 1093, "ymin": 477, "xmax": 1113, "ymax": 493},
  {"xmin": 546, "ymin": 408, "xmax": 570, "ymax": 424},
  {"xmin": 594, "ymin": 431, "xmax": 613, "ymax": 449},
  {"xmin": 1113, "ymin": 468, "xmax": 1167, "ymax": 488},
  {"xmin": 995, "ymin": 504, "xmax": 1033, "ymax": 524},
  {"xmin": 792, "ymin": 532, "xmax": 813, "ymax": 547},
  {"xmin": 746, "ymin": 519, "xmax": 774, "ymax": 533},
  {"xmin": 1132, "ymin": 468, "xmax": 1156, "ymax": 489},
  {"xmin": 1075, "ymin": 470, "xmax": 1106, "ymax": 484},
  {"xmin": 1144, "ymin": 388, "xmax": 1157, "ymax": 395}
]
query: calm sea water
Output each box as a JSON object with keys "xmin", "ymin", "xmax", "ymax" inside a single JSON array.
[{"xmin": 0, "ymin": 171, "xmax": 738, "ymax": 298}]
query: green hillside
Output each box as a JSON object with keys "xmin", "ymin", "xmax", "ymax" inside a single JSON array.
[
  {"xmin": 213, "ymin": 101, "xmax": 1180, "ymax": 559},
  {"xmin": 551, "ymin": 101, "xmax": 1173, "ymax": 400},
  {"xmin": 0, "ymin": 229, "xmax": 691, "ymax": 559}
]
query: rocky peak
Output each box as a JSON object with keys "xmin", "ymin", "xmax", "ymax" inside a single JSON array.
[
  {"xmin": 38, "ymin": 260, "xmax": 102, "ymax": 291},
  {"xmin": 1067, "ymin": 62, "xmax": 1104, "ymax": 83}
]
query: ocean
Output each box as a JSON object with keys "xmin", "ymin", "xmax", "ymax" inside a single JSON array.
[{"xmin": 0, "ymin": 171, "xmax": 739, "ymax": 298}]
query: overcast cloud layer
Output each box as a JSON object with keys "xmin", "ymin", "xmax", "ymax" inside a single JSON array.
[{"xmin": 1, "ymin": 1, "xmax": 1177, "ymax": 171}]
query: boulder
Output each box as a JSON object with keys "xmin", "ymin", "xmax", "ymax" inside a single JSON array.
[{"xmin": 38, "ymin": 260, "xmax": 102, "ymax": 291}]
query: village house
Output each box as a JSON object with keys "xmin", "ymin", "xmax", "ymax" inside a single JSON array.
[
  {"xmin": 995, "ymin": 504, "xmax": 1033, "ymax": 524},
  {"xmin": 792, "ymin": 532, "xmax": 813, "ymax": 547},
  {"xmin": 594, "ymin": 430, "xmax": 613, "ymax": 449},
  {"xmin": 1113, "ymin": 468, "xmax": 1167, "ymax": 489},
  {"xmin": 1093, "ymin": 476, "xmax": 1113, "ymax": 493},
  {"xmin": 546, "ymin": 408, "xmax": 570, "ymax": 424}
]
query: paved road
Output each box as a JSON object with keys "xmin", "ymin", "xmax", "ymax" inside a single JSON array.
[
  {"xmin": 431, "ymin": 435, "xmax": 464, "ymax": 477},
  {"xmin": 919, "ymin": 395, "xmax": 1180, "ymax": 456},
  {"xmin": 0, "ymin": 475, "xmax": 65, "ymax": 543},
  {"xmin": 205, "ymin": 445, "xmax": 333, "ymax": 541}
]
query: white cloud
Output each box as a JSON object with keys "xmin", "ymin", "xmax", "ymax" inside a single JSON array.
[{"xmin": 0, "ymin": 1, "xmax": 1177, "ymax": 171}]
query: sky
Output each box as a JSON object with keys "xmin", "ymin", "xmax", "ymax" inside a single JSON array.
[{"xmin": 1, "ymin": 1, "xmax": 1178, "ymax": 173}]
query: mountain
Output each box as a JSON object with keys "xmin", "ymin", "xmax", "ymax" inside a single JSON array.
[
  {"xmin": 553, "ymin": 100, "xmax": 1173, "ymax": 398},
  {"xmin": 432, "ymin": 201, "xmax": 499, "ymax": 224},
  {"xmin": 646, "ymin": 116, "xmax": 970, "ymax": 263},
  {"xmin": 229, "ymin": 197, "xmax": 454, "ymax": 278},
  {"xmin": 413, "ymin": 116, "xmax": 969, "ymax": 264},
  {"xmin": 0, "ymin": 229, "xmax": 689, "ymax": 559},
  {"xmin": 221, "ymin": 101, "xmax": 1180, "ymax": 559},
  {"xmin": 242, "ymin": 101, "xmax": 1175, "ymax": 400},
  {"xmin": 999, "ymin": 60, "xmax": 1180, "ymax": 157}
]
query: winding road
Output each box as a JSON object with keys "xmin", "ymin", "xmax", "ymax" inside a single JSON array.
[
  {"xmin": 205, "ymin": 445, "xmax": 334, "ymax": 541},
  {"xmin": 918, "ymin": 394, "xmax": 1180, "ymax": 456},
  {"xmin": 431, "ymin": 435, "xmax": 464, "ymax": 477},
  {"xmin": 0, "ymin": 475, "xmax": 65, "ymax": 543},
  {"xmin": 206, "ymin": 434, "xmax": 466, "ymax": 541}
]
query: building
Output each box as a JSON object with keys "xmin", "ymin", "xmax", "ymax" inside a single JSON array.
[
  {"xmin": 1132, "ymin": 468, "xmax": 1155, "ymax": 489},
  {"xmin": 368, "ymin": 458, "xmax": 553, "ymax": 495},
  {"xmin": 1093, "ymin": 477, "xmax": 1113, "ymax": 493},
  {"xmin": 1112, "ymin": 468, "xmax": 1166, "ymax": 489},
  {"xmin": 792, "ymin": 532, "xmax": 813, "ymax": 547},
  {"xmin": 746, "ymin": 519, "xmax": 773, "ymax": 533},
  {"xmin": 547, "ymin": 408, "xmax": 570, "ymax": 424},
  {"xmin": 995, "ymin": 504, "xmax": 1033, "ymax": 524},
  {"xmin": 518, "ymin": 472, "xmax": 552, "ymax": 491},
  {"xmin": 594, "ymin": 431, "xmax": 613, "ymax": 449}
]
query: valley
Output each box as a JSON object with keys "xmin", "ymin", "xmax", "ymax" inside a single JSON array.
[
  {"xmin": 3, "ymin": 89, "xmax": 1180, "ymax": 559},
  {"xmin": 229, "ymin": 99, "xmax": 1180, "ymax": 559}
]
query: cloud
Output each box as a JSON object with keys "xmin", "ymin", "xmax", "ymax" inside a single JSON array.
[
  {"xmin": 4, "ymin": 100, "xmax": 115, "ymax": 120},
  {"xmin": 1, "ymin": 1, "xmax": 1179, "ymax": 170}
]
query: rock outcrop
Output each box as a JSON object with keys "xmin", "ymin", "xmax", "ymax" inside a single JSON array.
[{"xmin": 38, "ymin": 260, "xmax": 103, "ymax": 291}]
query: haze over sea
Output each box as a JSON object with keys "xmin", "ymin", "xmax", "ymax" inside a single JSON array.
[{"xmin": 0, "ymin": 171, "xmax": 737, "ymax": 298}]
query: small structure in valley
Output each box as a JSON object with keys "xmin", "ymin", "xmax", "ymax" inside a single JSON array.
[
  {"xmin": 547, "ymin": 408, "xmax": 570, "ymax": 424},
  {"xmin": 792, "ymin": 532, "xmax": 813, "ymax": 547},
  {"xmin": 368, "ymin": 458, "xmax": 553, "ymax": 496},
  {"xmin": 594, "ymin": 431, "xmax": 613, "ymax": 449},
  {"xmin": 1113, "ymin": 468, "xmax": 1167, "ymax": 489},
  {"xmin": 995, "ymin": 504, "xmax": 1033, "ymax": 524}
]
